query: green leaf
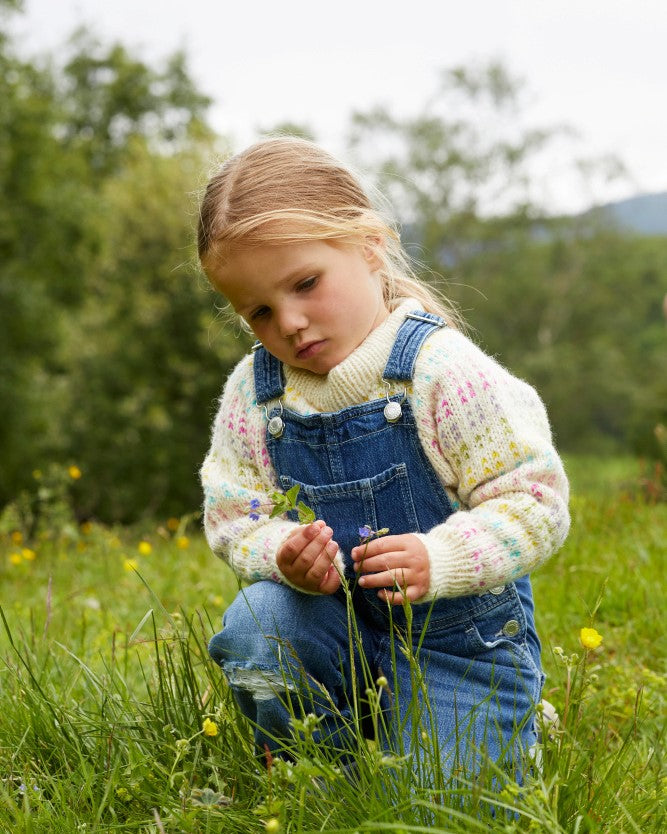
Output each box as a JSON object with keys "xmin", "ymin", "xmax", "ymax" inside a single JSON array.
[
  {"xmin": 296, "ymin": 502, "xmax": 315, "ymax": 524},
  {"xmin": 285, "ymin": 484, "xmax": 301, "ymax": 506}
]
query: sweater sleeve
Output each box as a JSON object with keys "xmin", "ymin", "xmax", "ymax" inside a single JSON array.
[
  {"xmin": 201, "ymin": 357, "xmax": 325, "ymax": 588},
  {"xmin": 412, "ymin": 331, "xmax": 570, "ymax": 599}
]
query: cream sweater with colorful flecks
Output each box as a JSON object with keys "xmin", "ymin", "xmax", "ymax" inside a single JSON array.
[{"xmin": 201, "ymin": 299, "xmax": 570, "ymax": 600}]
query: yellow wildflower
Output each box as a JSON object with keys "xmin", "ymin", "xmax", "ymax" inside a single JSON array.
[
  {"xmin": 68, "ymin": 465, "xmax": 82, "ymax": 480},
  {"xmin": 137, "ymin": 541, "xmax": 152, "ymax": 555},
  {"xmin": 11, "ymin": 531, "xmax": 23, "ymax": 545},
  {"xmin": 202, "ymin": 718, "xmax": 218, "ymax": 737},
  {"xmin": 80, "ymin": 521, "xmax": 93, "ymax": 535},
  {"xmin": 9, "ymin": 553, "xmax": 22, "ymax": 566},
  {"xmin": 166, "ymin": 517, "xmax": 180, "ymax": 532},
  {"xmin": 580, "ymin": 627, "xmax": 603, "ymax": 650},
  {"xmin": 32, "ymin": 469, "xmax": 42, "ymax": 480},
  {"xmin": 176, "ymin": 536, "xmax": 189, "ymax": 549},
  {"xmin": 123, "ymin": 558, "xmax": 139, "ymax": 572},
  {"xmin": 21, "ymin": 548, "xmax": 36, "ymax": 561}
]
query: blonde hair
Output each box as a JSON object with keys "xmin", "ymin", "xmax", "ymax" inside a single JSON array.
[{"xmin": 197, "ymin": 136, "xmax": 460, "ymax": 327}]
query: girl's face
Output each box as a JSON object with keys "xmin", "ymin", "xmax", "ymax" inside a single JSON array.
[{"xmin": 214, "ymin": 240, "xmax": 389, "ymax": 375}]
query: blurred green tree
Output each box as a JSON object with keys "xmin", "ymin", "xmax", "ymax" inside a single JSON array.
[
  {"xmin": 348, "ymin": 62, "xmax": 666, "ymax": 455},
  {"xmin": 0, "ymin": 3, "xmax": 93, "ymax": 502},
  {"xmin": 59, "ymin": 28, "xmax": 212, "ymax": 177},
  {"xmin": 62, "ymin": 139, "xmax": 248, "ymax": 520},
  {"xmin": 0, "ymin": 6, "xmax": 246, "ymax": 520}
]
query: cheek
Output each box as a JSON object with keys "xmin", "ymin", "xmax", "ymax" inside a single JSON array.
[
  {"xmin": 311, "ymin": 294, "xmax": 341, "ymax": 320},
  {"xmin": 252, "ymin": 324, "xmax": 275, "ymax": 346}
]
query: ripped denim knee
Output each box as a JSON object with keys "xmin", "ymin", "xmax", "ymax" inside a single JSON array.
[{"xmin": 209, "ymin": 631, "xmax": 359, "ymax": 759}]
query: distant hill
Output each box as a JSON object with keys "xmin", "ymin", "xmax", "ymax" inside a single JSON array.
[{"xmin": 591, "ymin": 191, "xmax": 667, "ymax": 236}]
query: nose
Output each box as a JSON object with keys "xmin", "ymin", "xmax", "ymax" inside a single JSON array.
[{"xmin": 276, "ymin": 304, "xmax": 307, "ymax": 338}]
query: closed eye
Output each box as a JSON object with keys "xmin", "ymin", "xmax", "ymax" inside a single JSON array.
[
  {"xmin": 249, "ymin": 306, "xmax": 270, "ymax": 321},
  {"xmin": 296, "ymin": 276, "xmax": 318, "ymax": 292}
]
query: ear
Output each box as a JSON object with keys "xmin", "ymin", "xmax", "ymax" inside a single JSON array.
[{"xmin": 363, "ymin": 235, "xmax": 384, "ymax": 271}]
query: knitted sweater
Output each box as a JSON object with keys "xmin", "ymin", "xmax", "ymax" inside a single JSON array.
[{"xmin": 201, "ymin": 299, "xmax": 570, "ymax": 599}]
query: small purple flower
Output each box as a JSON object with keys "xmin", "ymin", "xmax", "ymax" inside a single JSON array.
[
  {"xmin": 249, "ymin": 512, "xmax": 260, "ymax": 521},
  {"xmin": 249, "ymin": 498, "xmax": 261, "ymax": 510},
  {"xmin": 359, "ymin": 525, "xmax": 373, "ymax": 539}
]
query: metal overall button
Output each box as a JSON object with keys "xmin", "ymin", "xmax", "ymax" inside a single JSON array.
[
  {"xmin": 502, "ymin": 619, "xmax": 520, "ymax": 637},
  {"xmin": 263, "ymin": 402, "xmax": 284, "ymax": 438},
  {"xmin": 383, "ymin": 401, "xmax": 402, "ymax": 423},
  {"xmin": 489, "ymin": 585, "xmax": 505, "ymax": 595},
  {"xmin": 382, "ymin": 380, "xmax": 406, "ymax": 424},
  {"xmin": 268, "ymin": 416, "xmax": 284, "ymax": 438}
]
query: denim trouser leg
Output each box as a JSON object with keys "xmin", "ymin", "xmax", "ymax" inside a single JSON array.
[
  {"xmin": 209, "ymin": 581, "xmax": 541, "ymax": 779},
  {"xmin": 208, "ymin": 581, "xmax": 378, "ymax": 758},
  {"xmin": 397, "ymin": 626, "xmax": 542, "ymax": 780}
]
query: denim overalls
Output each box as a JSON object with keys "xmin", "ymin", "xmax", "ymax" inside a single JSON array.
[{"xmin": 209, "ymin": 311, "xmax": 543, "ymax": 776}]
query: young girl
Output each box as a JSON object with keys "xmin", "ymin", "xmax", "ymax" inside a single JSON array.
[{"xmin": 198, "ymin": 137, "xmax": 569, "ymax": 779}]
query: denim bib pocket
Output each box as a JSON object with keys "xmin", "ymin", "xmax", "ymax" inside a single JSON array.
[{"xmin": 279, "ymin": 463, "xmax": 420, "ymax": 558}]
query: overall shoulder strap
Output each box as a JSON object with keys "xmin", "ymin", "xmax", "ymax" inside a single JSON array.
[
  {"xmin": 382, "ymin": 311, "xmax": 446, "ymax": 382},
  {"xmin": 252, "ymin": 343, "xmax": 285, "ymax": 404}
]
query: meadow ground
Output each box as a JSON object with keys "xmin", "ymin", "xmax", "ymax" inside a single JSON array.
[{"xmin": 0, "ymin": 456, "xmax": 665, "ymax": 832}]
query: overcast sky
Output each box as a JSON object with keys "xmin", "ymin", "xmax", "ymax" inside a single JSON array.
[{"xmin": 12, "ymin": 0, "xmax": 667, "ymax": 213}]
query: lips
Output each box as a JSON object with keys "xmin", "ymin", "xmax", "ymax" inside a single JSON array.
[{"xmin": 296, "ymin": 340, "xmax": 325, "ymax": 359}]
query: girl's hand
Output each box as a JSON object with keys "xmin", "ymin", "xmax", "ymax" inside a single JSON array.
[
  {"xmin": 351, "ymin": 534, "xmax": 430, "ymax": 605},
  {"xmin": 277, "ymin": 520, "xmax": 341, "ymax": 594}
]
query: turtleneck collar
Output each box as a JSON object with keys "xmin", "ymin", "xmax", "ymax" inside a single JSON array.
[{"xmin": 283, "ymin": 298, "xmax": 420, "ymax": 413}]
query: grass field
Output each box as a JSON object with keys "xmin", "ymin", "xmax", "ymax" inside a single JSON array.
[{"xmin": 0, "ymin": 457, "xmax": 665, "ymax": 832}]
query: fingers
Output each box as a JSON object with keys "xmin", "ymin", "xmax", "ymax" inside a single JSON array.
[
  {"xmin": 357, "ymin": 564, "xmax": 424, "ymax": 604},
  {"xmin": 297, "ymin": 522, "xmax": 338, "ymax": 575},
  {"xmin": 279, "ymin": 520, "xmax": 327, "ymax": 564},
  {"xmin": 277, "ymin": 520, "xmax": 340, "ymax": 593},
  {"xmin": 356, "ymin": 565, "xmax": 411, "ymax": 589},
  {"xmin": 278, "ymin": 528, "xmax": 427, "ymax": 601},
  {"xmin": 350, "ymin": 534, "xmax": 403, "ymax": 563},
  {"xmin": 351, "ymin": 534, "xmax": 430, "ymax": 605},
  {"xmin": 318, "ymin": 563, "xmax": 342, "ymax": 594},
  {"xmin": 352, "ymin": 550, "xmax": 409, "ymax": 575},
  {"xmin": 366, "ymin": 573, "xmax": 428, "ymax": 605},
  {"xmin": 376, "ymin": 586, "xmax": 423, "ymax": 606}
]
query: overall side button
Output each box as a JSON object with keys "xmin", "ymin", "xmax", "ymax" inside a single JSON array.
[{"xmin": 502, "ymin": 619, "xmax": 520, "ymax": 637}]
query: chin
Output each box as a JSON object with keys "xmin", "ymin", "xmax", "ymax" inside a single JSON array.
[
  {"xmin": 303, "ymin": 356, "xmax": 338, "ymax": 375},
  {"xmin": 304, "ymin": 362, "xmax": 333, "ymax": 376}
]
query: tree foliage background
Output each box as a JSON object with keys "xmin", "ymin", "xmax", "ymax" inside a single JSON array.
[{"xmin": 1, "ymin": 2, "xmax": 665, "ymax": 522}]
